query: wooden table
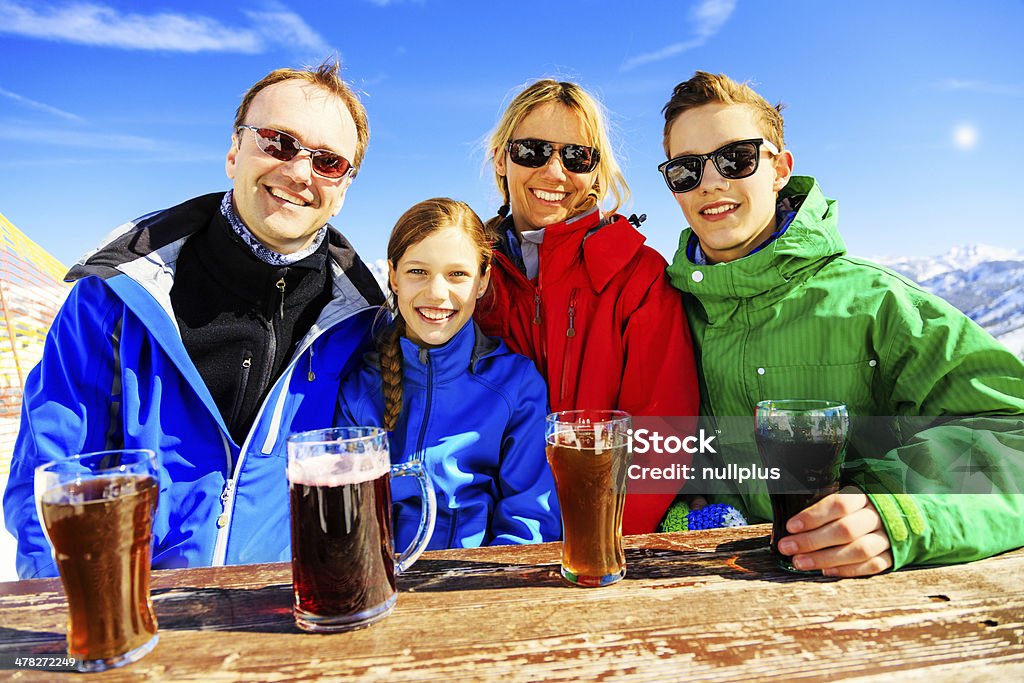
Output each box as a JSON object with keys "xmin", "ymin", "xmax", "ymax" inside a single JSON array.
[{"xmin": 1, "ymin": 525, "xmax": 1022, "ymax": 681}]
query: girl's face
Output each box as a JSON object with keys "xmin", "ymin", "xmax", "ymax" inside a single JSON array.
[
  {"xmin": 389, "ymin": 225, "xmax": 490, "ymax": 348},
  {"xmin": 495, "ymin": 102, "xmax": 597, "ymax": 233}
]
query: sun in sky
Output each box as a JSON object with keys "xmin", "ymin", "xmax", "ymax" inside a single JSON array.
[{"xmin": 953, "ymin": 123, "xmax": 979, "ymax": 150}]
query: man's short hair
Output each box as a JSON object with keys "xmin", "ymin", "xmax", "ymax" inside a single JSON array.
[
  {"xmin": 661, "ymin": 72, "xmax": 785, "ymax": 156},
  {"xmin": 234, "ymin": 59, "xmax": 370, "ymax": 170}
]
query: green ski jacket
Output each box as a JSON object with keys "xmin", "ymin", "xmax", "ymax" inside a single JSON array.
[{"xmin": 667, "ymin": 175, "xmax": 1024, "ymax": 570}]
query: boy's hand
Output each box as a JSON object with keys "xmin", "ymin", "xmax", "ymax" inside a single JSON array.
[{"xmin": 776, "ymin": 486, "xmax": 893, "ymax": 577}]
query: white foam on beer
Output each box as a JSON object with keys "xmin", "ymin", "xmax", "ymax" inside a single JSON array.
[
  {"xmin": 548, "ymin": 424, "xmax": 621, "ymax": 453},
  {"xmin": 548, "ymin": 427, "xmax": 581, "ymax": 449},
  {"xmin": 288, "ymin": 449, "xmax": 389, "ymax": 487}
]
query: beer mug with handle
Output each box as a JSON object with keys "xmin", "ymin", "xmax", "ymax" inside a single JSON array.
[{"xmin": 286, "ymin": 426, "xmax": 436, "ymax": 632}]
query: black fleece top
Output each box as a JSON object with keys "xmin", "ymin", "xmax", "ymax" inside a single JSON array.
[{"xmin": 170, "ymin": 212, "xmax": 333, "ymax": 444}]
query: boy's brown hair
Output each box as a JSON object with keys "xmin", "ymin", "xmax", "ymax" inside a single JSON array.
[{"xmin": 661, "ymin": 72, "xmax": 785, "ymax": 156}]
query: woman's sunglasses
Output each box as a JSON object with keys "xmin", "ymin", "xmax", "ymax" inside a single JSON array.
[
  {"xmin": 658, "ymin": 138, "xmax": 779, "ymax": 193},
  {"xmin": 506, "ymin": 138, "xmax": 600, "ymax": 174},
  {"xmin": 237, "ymin": 125, "xmax": 355, "ymax": 179}
]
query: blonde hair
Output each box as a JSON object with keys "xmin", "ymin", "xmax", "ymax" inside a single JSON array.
[
  {"xmin": 661, "ymin": 71, "xmax": 785, "ymax": 156},
  {"xmin": 486, "ymin": 79, "xmax": 630, "ymax": 231},
  {"xmin": 378, "ymin": 198, "xmax": 491, "ymax": 431},
  {"xmin": 234, "ymin": 59, "xmax": 370, "ymax": 171}
]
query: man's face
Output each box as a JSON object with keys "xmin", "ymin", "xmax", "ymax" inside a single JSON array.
[
  {"xmin": 666, "ymin": 103, "xmax": 793, "ymax": 264},
  {"xmin": 226, "ymin": 80, "xmax": 358, "ymax": 254}
]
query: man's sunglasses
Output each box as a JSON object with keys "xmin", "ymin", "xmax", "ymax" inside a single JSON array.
[
  {"xmin": 658, "ymin": 138, "xmax": 779, "ymax": 193},
  {"xmin": 506, "ymin": 138, "xmax": 600, "ymax": 174},
  {"xmin": 237, "ymin": 125, "xmax": 355, "ymax": 179}
]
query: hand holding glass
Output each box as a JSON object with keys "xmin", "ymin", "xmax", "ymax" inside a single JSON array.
[{"xmin": 754, "ymin": 400, "xmax": 849, "ymax": 573}]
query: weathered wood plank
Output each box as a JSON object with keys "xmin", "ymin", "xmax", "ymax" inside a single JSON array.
[{"xmin": 1, "ymin": 526, "xmax": 1022, "ymax": 682}]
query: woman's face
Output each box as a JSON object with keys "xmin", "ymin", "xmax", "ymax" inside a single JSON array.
[{"xmin": 495, "ymin": 102, "xmax": 598, "ymax": 233}]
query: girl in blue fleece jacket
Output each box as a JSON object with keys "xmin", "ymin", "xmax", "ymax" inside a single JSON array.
[{"xmin": 336, "ymin": 198, "xmax": 560, "ymax": 550}]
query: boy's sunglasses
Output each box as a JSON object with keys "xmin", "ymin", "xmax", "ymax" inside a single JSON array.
[
  {"xmin": 506, "ymin": 138, "xmax": 600, "ymax": 174},
  {"xmin": 237, "ymin": 125, "xmax": 355, "ymax": 179},
  {"xmin": 658, "ymin": 138, "xmax": 779, "ymax": 193}
]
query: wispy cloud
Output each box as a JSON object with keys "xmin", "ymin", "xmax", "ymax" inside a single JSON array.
[
  {"xmin": 0, "ymin": 1, "xmax": 328, "ymax": 54},
  {"xmin": 242, "ymin": 7, "xmax": 330, "ymax": 55},
  {"xmin": 937, "ymin": 79, "xmax": 1024, "ymax": 96},
  {"xmin": 0, "ymin": 123, "xmax": 165, "ymax": 151},
  {"xmin": 0, "ymin": 86, "xmax": 84, "ymax": 123},
  {"xmin": 0, "ymin": 121, "xmax": 225, "ymax": 166},
  {"xmin": 620, "ymin": 0, "xmax": 736, "ymax": 72},
  {"xmin": 363, "ymin": 0, "xmax": 423, "ymax": 6}
]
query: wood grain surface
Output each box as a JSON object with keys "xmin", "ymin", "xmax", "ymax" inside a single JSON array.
[{"xmin": 1, "ymin": 525, "xmax": 1022, "ymax": 682}]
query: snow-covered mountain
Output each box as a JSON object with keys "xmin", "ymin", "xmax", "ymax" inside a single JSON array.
[
  {"xmin": 872, "ymin": 245, "xmax": 1024, "ymax": 359},
  {"xmin": 368, "ymin": 258, "xmax": 389, "ymax": 295}
]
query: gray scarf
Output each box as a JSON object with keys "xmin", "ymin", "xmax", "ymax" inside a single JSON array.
[{"xmin": 220, "ymin": 191, "xmax": 327, "ymax": 266}]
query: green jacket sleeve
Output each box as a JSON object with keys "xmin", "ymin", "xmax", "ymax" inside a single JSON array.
[{"xmin": 857, "ymin": 283, "xmax": 1024, "ymax": 569}]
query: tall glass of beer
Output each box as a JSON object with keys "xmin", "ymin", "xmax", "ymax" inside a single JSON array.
[
  {"xmin": 755, "ymin": 400, "xmax": 850, "ymax": 572},
  {"xmin": 286, "ymin": 427, "xmax": 436, "ymax": 632},
  {"xmin": 545, "ymin": 410, "xmax": 632, "ymax": 587},
  {"xmin": 35, "ymin": 449, "xmax": 160, "ymax": 673}
]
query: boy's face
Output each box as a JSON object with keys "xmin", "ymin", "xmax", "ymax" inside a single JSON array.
[{"xmin": 665, "ymin": 103, "xmax": 793, "ymax": 264}]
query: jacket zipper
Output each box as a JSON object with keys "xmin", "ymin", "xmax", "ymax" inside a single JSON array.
[
  {"xmin": 276, "ymin": 277, "xmax": 286, "ymax": 319},
  {"xmin": 414, "ymin": 349, "xmax": 433, "ymax": 459},
  {"xmin": 447, "ymin": 508, "xmax": 460, "ymax": 548},
  {"xmin": 211, "ymin": 431, "xmax": 233, "ymax": 562},
  {"xmin": 226, "ymin": 353, "xmax": 253, "ymax": 433},
  {"xmin": 560, "ymin": 288, "xmax": 579, "ymax": 404},
  {"xmin": 217, "ymin": 478, "xmax": 236, "ymax": 529},
  {"xmin": 260, "ymin": 296, "xmax": 279, "ymax": 400}
]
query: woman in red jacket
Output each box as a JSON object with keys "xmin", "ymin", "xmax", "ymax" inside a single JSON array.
[{"xmin": 475, "ymin": 79, "xmax": 699, "ymax": 534}]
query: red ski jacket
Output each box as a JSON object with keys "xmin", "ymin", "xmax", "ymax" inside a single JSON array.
[{"xmin": 476, "ymin": 208, "xmax": 699, "ymax": 533}]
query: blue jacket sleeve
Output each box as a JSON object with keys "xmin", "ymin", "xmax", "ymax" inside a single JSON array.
[
  {"xmin": 3, "ymin": 278, "xmax": 122, "ymax": 579},
  {"xmin": 489, "ymin": 359, "xmax": 561, "ymax": 545}
]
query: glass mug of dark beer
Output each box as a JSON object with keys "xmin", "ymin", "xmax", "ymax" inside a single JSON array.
[
  {"xmin": 286, "ymin": 427, "xmax": 436, "ymax": 632},
  {"xmin": 35, "ymin": 449, "xmax": 160, "ymax": 673},
  {"xmin": 545, "ymin": 410, "xmax": 632, "ymax": 587},
  {"xmin": 754, "ymin": 399, "xmax": 849, "ymax": 572}
]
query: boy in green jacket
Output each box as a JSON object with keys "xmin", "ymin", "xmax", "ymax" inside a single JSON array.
[{"xmin": 660, "ymin": 71, "xmax": 1024, "ymax": 577}]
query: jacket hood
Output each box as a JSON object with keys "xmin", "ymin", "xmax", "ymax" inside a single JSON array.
[{"xmin": 667, "ymin": 176, "xmax": 844, "ymax": 316}]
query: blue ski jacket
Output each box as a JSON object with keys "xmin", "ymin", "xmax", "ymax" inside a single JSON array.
[
  {"xmin": 337, "ymin": 321, "xmax": 561, "ymax": 551},
  {"xmin": 4, "ymin": 193, "xmax": 383, "ymax": 578}
]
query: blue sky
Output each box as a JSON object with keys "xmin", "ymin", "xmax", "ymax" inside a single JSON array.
[{"xmin": 1, "ymin": 0, "xmax": 1022, "ymax": 268}]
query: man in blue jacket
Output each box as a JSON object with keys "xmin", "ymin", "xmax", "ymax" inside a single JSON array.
[{"xmin": 4, "ymin": 60, "xmax": 385, "ymax": 578}]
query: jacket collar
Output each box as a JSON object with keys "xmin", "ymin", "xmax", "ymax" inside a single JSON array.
[
  {"xmin": 398, "ymin": 321, "xmax": 499, "ymax": 386},
  {"xmin": 66, "ymin": 192, "xmax": 384, "ymax": 321},
  {"xmin": 666, "ymin": 176, "xmax": 844, "ymax": 320},
  {"xmin": 501, "ymin": 206, "xmax": 647, "ymax": 293}
]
